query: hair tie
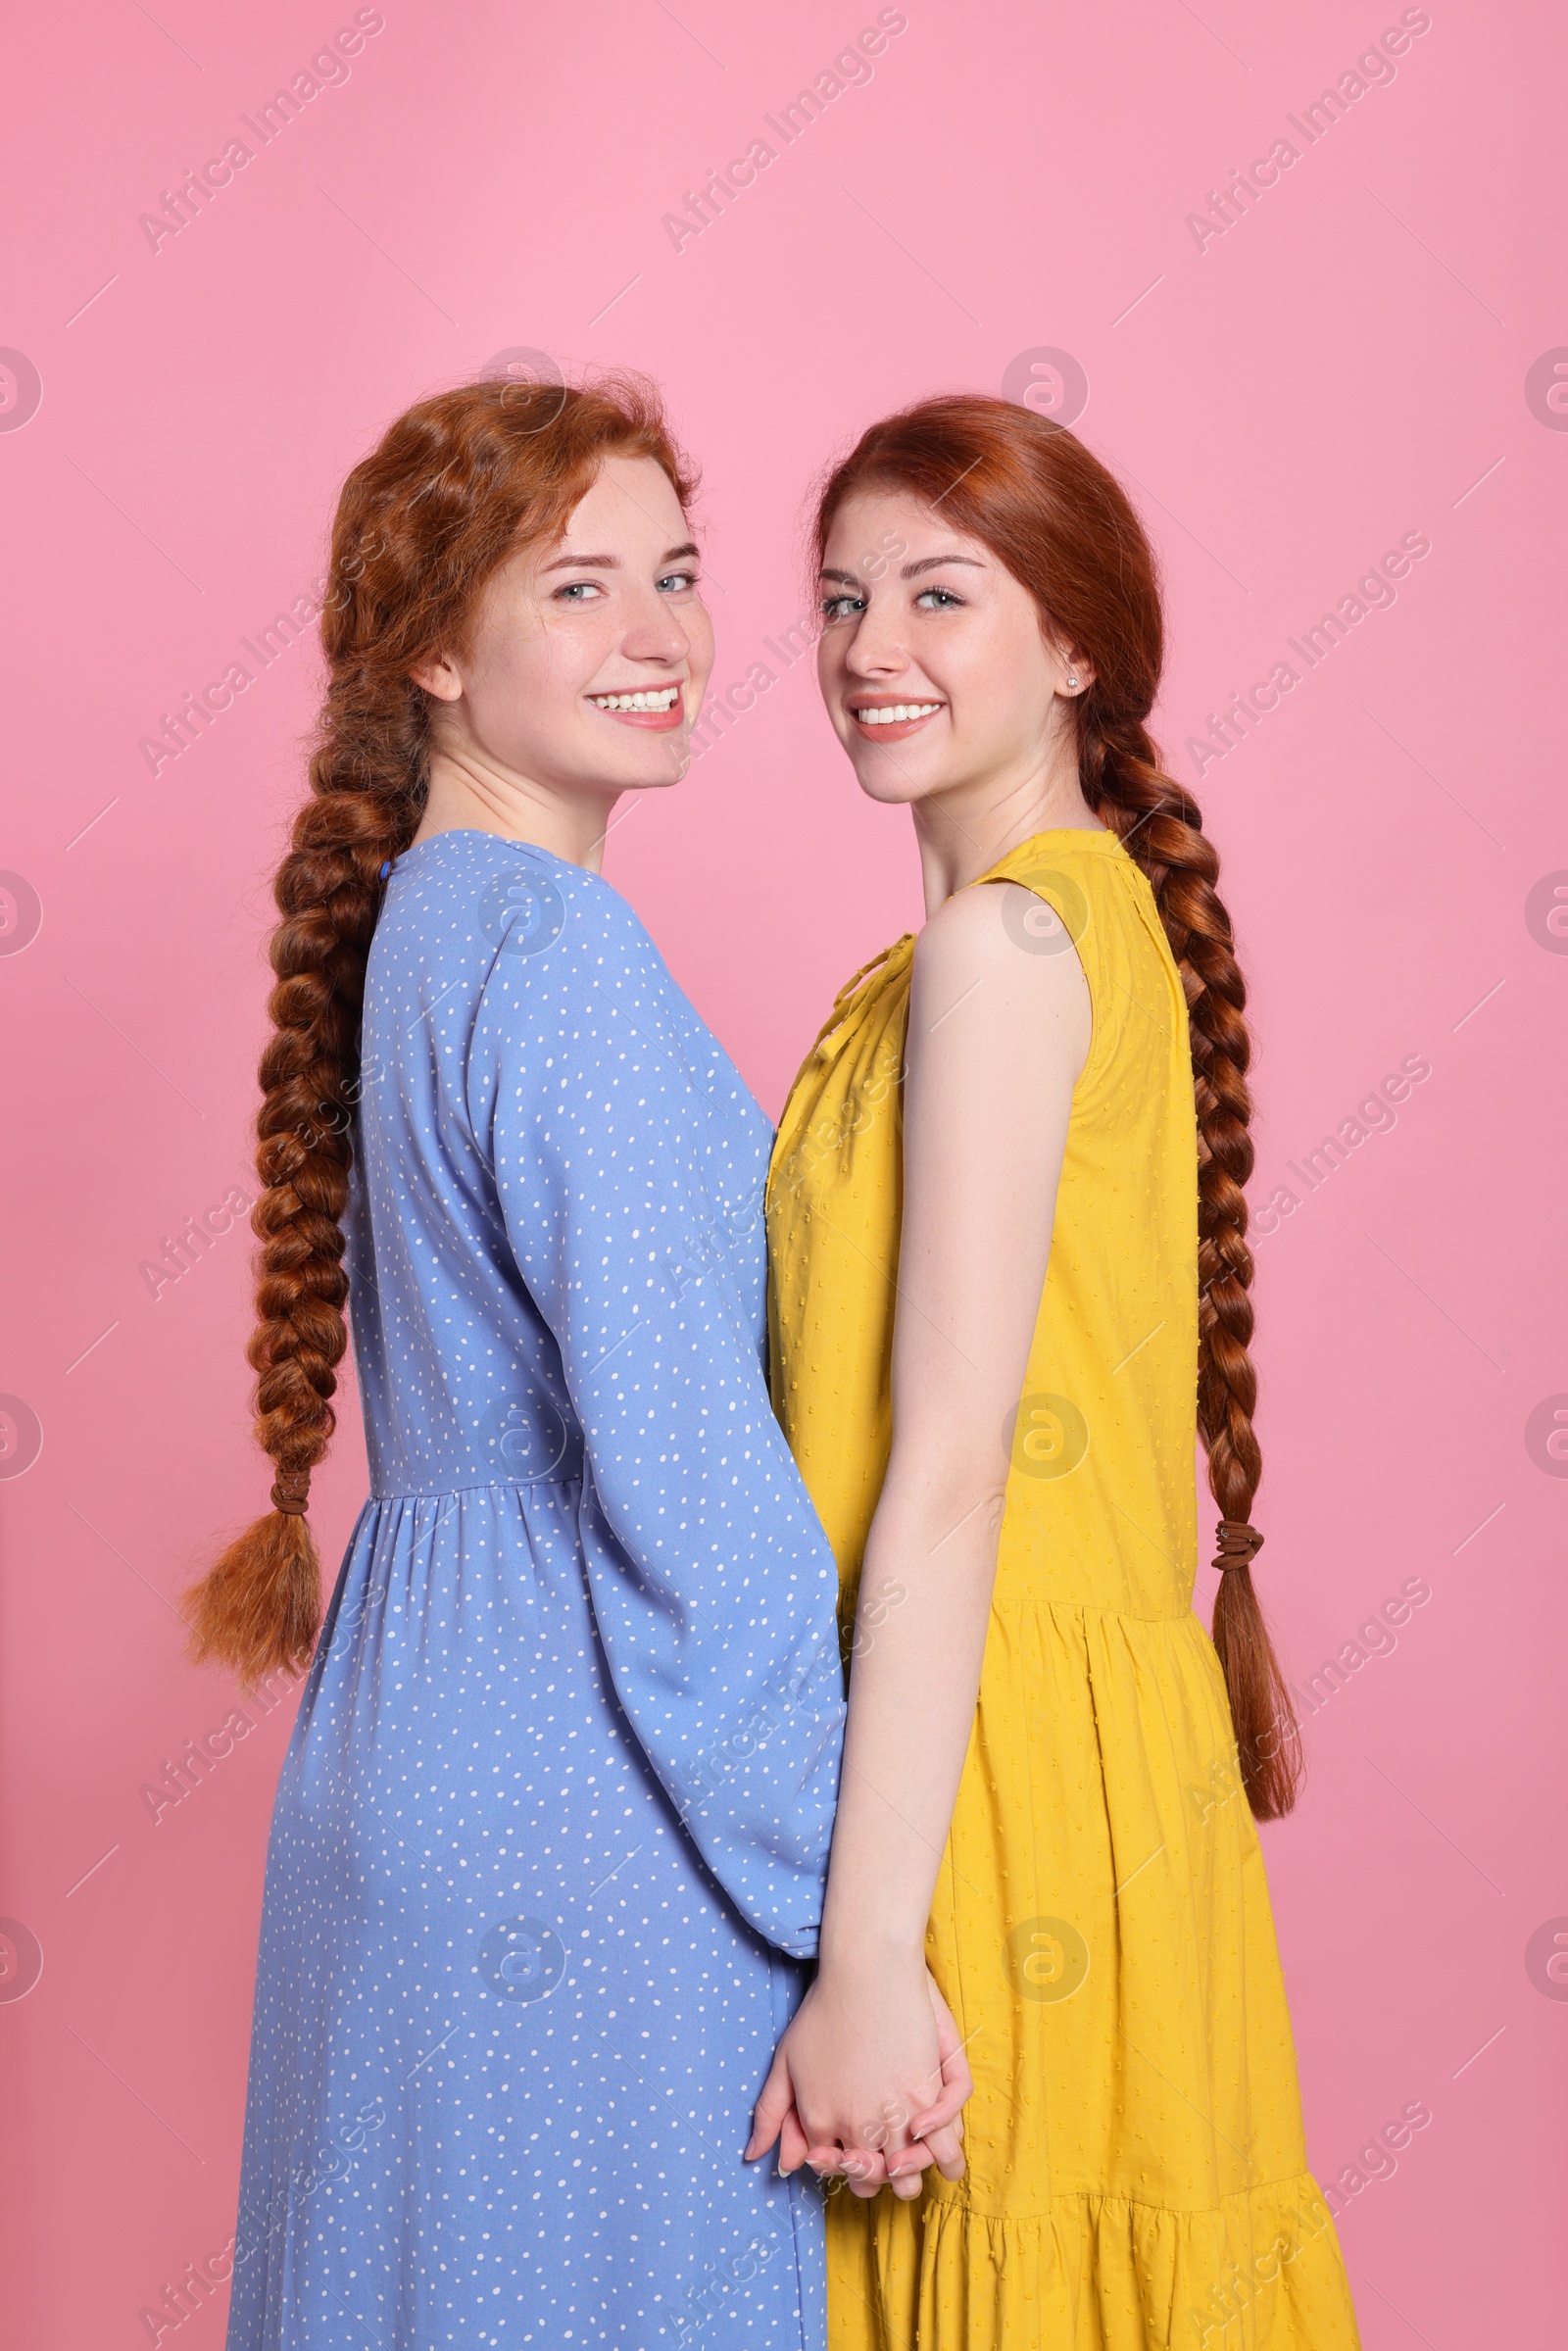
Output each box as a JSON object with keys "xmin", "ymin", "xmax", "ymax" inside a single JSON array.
[
  {"xmin": 271, "ymin": 1468, "xmax": 312, "ymax": 1518},
  {"xmin": 379, "ymin": 860, "xmax": 392, "ymax": 881},
  {"xmin": 1214, "ymin": 1520, "xmax": 1264, "ymax": 1570}
]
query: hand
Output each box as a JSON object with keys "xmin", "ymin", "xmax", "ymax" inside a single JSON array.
[
  {"xmin": 888, "ymin": 1968, "xmax": 970, "ymax": 2187},
  {"xmin": 745, "ymin": 1960, "xmax": 971, "ymax": 2201}
]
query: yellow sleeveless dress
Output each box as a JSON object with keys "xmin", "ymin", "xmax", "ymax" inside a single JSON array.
[{"xmin": 766, "ymin": 832, "xmax": 1360, "ymax": 2351}]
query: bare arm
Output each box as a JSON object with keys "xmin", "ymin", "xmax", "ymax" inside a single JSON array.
[{"xmin": 749, "ymin": 878, "xmax": 1091, "ymax": 2189}]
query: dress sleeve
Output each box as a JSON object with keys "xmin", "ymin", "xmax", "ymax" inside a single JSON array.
[{"xmin": 472, "ymin": 881, "xmax": 845, "ymax": 1960}]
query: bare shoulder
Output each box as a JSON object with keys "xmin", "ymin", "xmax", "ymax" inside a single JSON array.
[
  {"xmin": 902, "ymin": 878, "xmax": 1091, "ymax": 1239},
  {"xmin": 911, "ymin": 878, "xmax": 1091, "ymax": 1040}
]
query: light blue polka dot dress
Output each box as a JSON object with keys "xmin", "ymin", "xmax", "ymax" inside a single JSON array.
[{"xmin": 224, "ymin": 829, "xmax": 847, "ymax": 2350}]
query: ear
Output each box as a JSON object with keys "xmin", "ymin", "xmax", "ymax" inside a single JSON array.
[
  {"xmin": 1039, "ymin": 620, "xmax": 1093, "ymax": 697},
  {"xmin": 409, "ymin": 654, "xmax": 464, "ymax": 703},
  {"xmin": 1055, "ymin": 642, "xmax": 1094, "ymax": 697}
]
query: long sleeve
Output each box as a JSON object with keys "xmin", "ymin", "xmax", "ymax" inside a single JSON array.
[{"xmin": 469, "ymin": 870, "xmax": 845, "ymax": 1958}]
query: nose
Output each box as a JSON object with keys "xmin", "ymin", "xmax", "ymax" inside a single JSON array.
[
  {"xmin": 842, "ymin": 596, "xmax": 910, "ymax": 679},
  {"xmin": 620, "ymin": 582, "xmax": 694, "ymax": 668}
]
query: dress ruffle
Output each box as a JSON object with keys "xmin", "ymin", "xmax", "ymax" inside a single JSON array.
[{"xmin": 830, "ymin": 2171, "xmax": 1360, "ymax": 2350}]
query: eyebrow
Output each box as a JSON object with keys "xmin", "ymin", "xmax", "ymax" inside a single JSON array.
[
  {"xmin": 818, "ymin": 553, "xmax": 988, "ymax": 587},
  {"xmin": 903, "ymin": 554, "xmax": 986, "ymax": 579},
  {"xmin": 540, "ymin": 541, "xmax": 700, "ymax": 574}
]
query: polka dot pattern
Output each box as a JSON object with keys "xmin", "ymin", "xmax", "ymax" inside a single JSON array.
[{"xmin": 226, "ymin": 829, "xmax": 846, "ymax": 2350}]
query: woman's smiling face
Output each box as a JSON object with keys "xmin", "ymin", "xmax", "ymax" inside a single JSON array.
[
  {"xmin": 815, "ymin": 486, "xmax": 1086, "ymax": 809},
  {"xmin": 416, "ymin": 454, "xmax": 715, "ymax": 803}
]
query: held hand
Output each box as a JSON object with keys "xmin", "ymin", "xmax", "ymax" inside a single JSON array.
[
  {"xmin": 894, "ymin": 1967, "xmax": 971, "ymax": 2185},
  {"xmin": 849, "ymin": 1966, "xmax": 969, "ymax": 2196},
  {"xmin": 746, "ymin": 1961, "xmax": 971, "ymax": 2202},
  {"xmin": 746, "ymin": 1951, "xmax": 935, "ymax": 2202}
]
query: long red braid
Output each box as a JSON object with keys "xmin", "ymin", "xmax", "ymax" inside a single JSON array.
[
  {"xmin": 183, "ymin": 373, "xmax": 697, "ymax": 1687},
  {"xmin": 815, "ymin": 394, "xmax": 1300, "ymax": 1818}
]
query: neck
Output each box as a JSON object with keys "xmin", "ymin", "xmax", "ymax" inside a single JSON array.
[
  {"xmin": 909, "ymin": 737, "xmax": 1102, "ymax": 918},
  {"xmin": 413, "ymin": 744, "xmax": 620, "ymax": 873}
]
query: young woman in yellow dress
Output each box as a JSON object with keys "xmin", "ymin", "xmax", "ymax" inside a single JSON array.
[{"xmin": 747, "ymin": 397, "xmax": 1362, "ymax": 2350}]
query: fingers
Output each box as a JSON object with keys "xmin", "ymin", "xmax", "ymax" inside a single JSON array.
[
  {"xmin": 744, "ymin": 2050, "xmax": 793, "ymax": 2163},
  {"xmin": 926, "ymin": 1966, "xmax": 959, "ymax": 2035},
  {"xmin": 920, "ymin": 2119, "xmax": 967, "ymax": 2181},
  {"xmin": 778, "ymin": 2099, "xmax": 812, "ymax": 2177},
  {"xmin": 805, "ymin": 2141, "xmax": 889, "ymax": 2200},
  {"xmin": 799, "ymin": 2133, "xmax": 955, "ymax": 2201},
  {"xmin": 927, "ymin": 1974, "xmax": 974, "ymax": 2091},
  {"xmin": 908, "ymin": 2067, "xmax": 969, "ymax": 2139},
  {"xmin": 910, "ymin": 1973, "xmax": 973, "ymax": 2141},
  {"xmin": 899, "ymin": 1976, "xmax": 971, "ymax": 2182},
  {"xmin": 884, "ymin": 2137, "xmax": 942, "ymax": 2199},
  {"xmin": 908, "ymin": 2067, "xmax": 969, "ymax": 2141}
]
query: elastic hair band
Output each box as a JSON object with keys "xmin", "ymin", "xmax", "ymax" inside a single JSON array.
[
  {"xmin": 1213, "ymin": 1520, "xmax": 1264, "ymax": 1570},
  {"xmin": 271, "ymin": 1468, "xmax": 312, "ymax": 1518}
]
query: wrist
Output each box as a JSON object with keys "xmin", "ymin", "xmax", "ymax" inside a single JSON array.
[{"xmin": 817, "ymin": 1918, "xmax": 929, "ymax": 1981}]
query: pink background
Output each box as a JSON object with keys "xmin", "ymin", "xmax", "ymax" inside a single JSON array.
[{"xmin": 1, "ymin": 1, "xmax": 1563, "ymax": 2341}]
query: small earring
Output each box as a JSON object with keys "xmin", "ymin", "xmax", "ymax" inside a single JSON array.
[{"xmin": 1065, "ymin": 672, "xmax": 1079, "ymax": 689}]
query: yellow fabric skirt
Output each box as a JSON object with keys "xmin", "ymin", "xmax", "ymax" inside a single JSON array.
[{"xmin": 821, "ymin": 1597, "xmax": 1360, "ymax": 2350}]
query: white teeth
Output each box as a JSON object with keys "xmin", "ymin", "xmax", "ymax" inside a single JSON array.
[
  {"xmin": 591, "ymin": 687, "xmax": 681, "ymax": 711},
  {"xmin": 856, "ymin": 703, "xmax": 941, "ymax": 724}
]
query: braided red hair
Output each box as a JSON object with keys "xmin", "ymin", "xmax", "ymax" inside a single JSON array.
[
  {"xmin": 814, "ymin": 394, "xmax": 1300, "ymax": 1817},
  {"xmin": 184, "ymin": 374, "xmax": 696, "ymax": 1685}
]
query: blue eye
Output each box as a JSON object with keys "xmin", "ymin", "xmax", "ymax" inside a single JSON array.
[
  {"xmin": 915, "ymin": 587, "xmax": 964, "ymax": 610},
  {"xmin": 554, "ymin": 580, "xmax": 604, "ymax": 602},
  {"xmin": 658, "ymin": 571, "xmax": 699, "ymax": 593}
]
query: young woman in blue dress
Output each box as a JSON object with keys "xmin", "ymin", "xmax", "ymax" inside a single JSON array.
[{"xmin": 183, "ymin": 375, "xmax": 969, "ymax": 2350}]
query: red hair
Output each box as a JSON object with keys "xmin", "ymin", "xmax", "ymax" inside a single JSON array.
[
  {"xmin": 184, "ymin": 374, "xmax": 696, "ymax": 1686},
  {"xmin": 815, "ymin": 395, "xmax": 1300, "ymax": 1819}
]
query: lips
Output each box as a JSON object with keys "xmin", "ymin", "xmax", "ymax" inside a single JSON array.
[
  {"xmin": 848, "ymin": 697, "xmax": 946, "ymax": 744},
  {"xmin": 587, "ymin": 685, "xmax": 686, "ymax": 732}
]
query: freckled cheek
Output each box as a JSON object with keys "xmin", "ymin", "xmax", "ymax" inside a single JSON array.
[
  {"xmin": 816, "ymin": 634, "xmax": 853, "ymax": 716},
  {"xmin": 528, "ymin": 618, "xmax": 611, "ymax": 711},
  {"xmin": 684, "ymin": 608, "xmax": 717, "ymax": 706},
  {"xmin": 473, "ymin": 637, "xmax": 582, "ymax": 755}
]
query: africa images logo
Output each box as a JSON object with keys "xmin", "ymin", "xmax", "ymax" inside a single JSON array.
[
  {"xmin": 1004, "ymin": 1916, "xmax": 1090, "ymax": 2004},
  {"xmin": 1008, "ymin": 1394, "xmax": 1090, "ymax": 1482},
  {"xmin": 0, "ymin": 350, "xmax": 42, "ymax": 433},
  {"xmin": 477, "ymin": 1394, "xmax": 571, "ymax": 1481},
  {"xmin": 481, "ymin": 868, "xmax": 567, "ymax": 960},
  {"xmin": 479, "ymin": 1918, "xmax": 567, "ymax": 2004}
]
